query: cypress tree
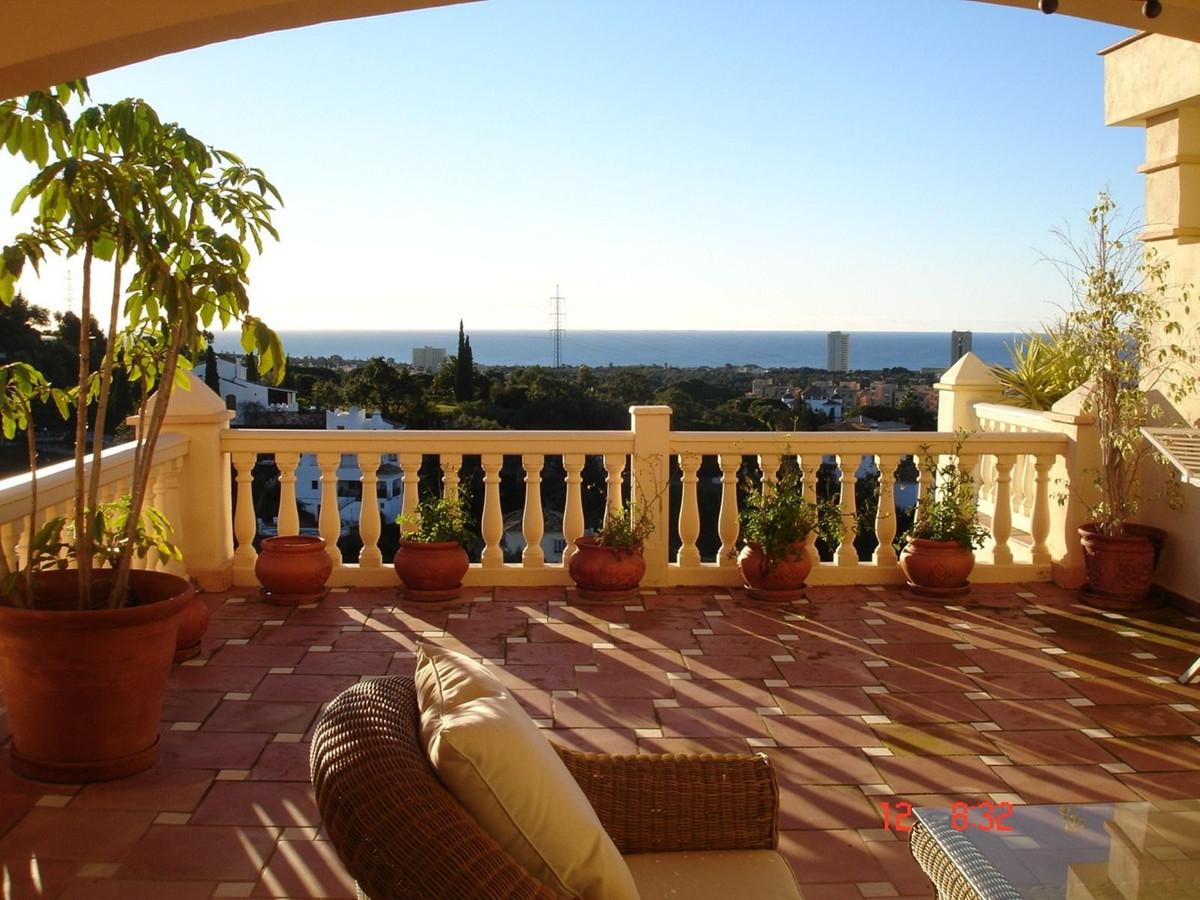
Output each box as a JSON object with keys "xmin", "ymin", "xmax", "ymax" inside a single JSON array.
[
  {"xmin": 461, "ymin": 335, "xmax": 475, "ymax": 402},
  {"xmin": 243, "ymin": 352, "xmax": 259, "ymax": 383},
  {"xmin": 204, "ymin": 345, "xmax": 220, "ymax": 393}
]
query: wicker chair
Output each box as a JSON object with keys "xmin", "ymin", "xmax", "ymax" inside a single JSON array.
[{"xmin": 310, "ymin": 676, "xmax": 789, "ymax": 900}]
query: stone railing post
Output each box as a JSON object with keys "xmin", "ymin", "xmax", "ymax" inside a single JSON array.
[
  {"xmin": 935, "ymin": 352, "xmax": 1005, "ymax": 432},
  {"xmin": 140, "ymin": 371, "xmax": 235, "ymax": 590},
  {"xmin": 630, "ymin": 405, "xmax": 671, "ymax": 587},
  {"xmin": 1045, "ymin": 384, "xmax": 1100, "ymax": 589}
]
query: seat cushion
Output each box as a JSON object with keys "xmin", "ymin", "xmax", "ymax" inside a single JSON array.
[
  {"xmin": 624, "ymin": 850, "xmax": 802, "ymax": 900},
  {"xmin": 415, "ymin": 643, "xmax": 639, "ymax": 900}
]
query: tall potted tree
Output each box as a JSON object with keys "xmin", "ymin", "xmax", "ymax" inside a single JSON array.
[
  {"xmin": 0, "ymin": 83, "xmax": 284, "ymax": 781},
  {"xmin": 1055, "ymin": 193, "xmax": 1197, "ymax": 610}
]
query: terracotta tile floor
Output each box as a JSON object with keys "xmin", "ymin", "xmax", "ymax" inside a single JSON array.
[{"xmin": 2, "ymin": 583, "xmax": 1199, "ymax": 899}]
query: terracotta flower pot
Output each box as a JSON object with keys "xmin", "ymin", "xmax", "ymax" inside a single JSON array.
[
  {"xmin": 899, "ymin": 538, "xmax": 975, "ymax": 598},
  {"xmin": 256, "ymin": 535, "xmax": 334, "ymax": 605},
  {"xmin": 1078, "ymin": 523, "xmax": 1165, "ymax": 610},
  {"xmin": 174, "ymin": 592, "xmax": 211, "ymax": 662},
  {"xmin": 393, "ymin": 540, "xmax": 470, "ymax": 601},
  {"xmin": 737, "ymin": 541, "xmax": 812, "ymax": 602},
  {"xmin": 0, "ymin": 570, "xmax": 193, "ymax": 783},
  {"xmin": 568, "ymin": 536, "xmax": 646, "ymax": 601}
]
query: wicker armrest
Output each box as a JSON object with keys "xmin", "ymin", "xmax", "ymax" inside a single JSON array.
[{"xmin": 553, "ymin": 745, "xmax": 779, "ymax": 855}]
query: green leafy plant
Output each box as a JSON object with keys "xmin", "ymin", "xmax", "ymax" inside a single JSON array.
[
  {"xmin": 398, "ymin": 492, "xmax": 474, "ymax": 547},
  {"xmin": 902, "ymin": 436, "xmax": 989, "ymax": 550},
  {"xmin": 737, "ymin": 469, "xmax": 817, "ymax": 567},
  {"xmin": 992, "ymin": 325, "xmax": 1086, "ymax": 411},
  {"xmin": 594, "ymin": 500, "xmax": 655, "ymax": 553},
  {"xmin": 1050, "ymin": 193, "xmax": 1198, "ymax": 535},
  {"xmin": 0, "ymin": 81, "xmax": 284, "ymax": 609}
]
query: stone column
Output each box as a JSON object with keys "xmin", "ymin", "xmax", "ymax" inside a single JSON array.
[
  {"xmin": 629, "ymin": 405, "xmax": 672, "ymax": 587},
  {"xmin": 935, "ymin": 352, "xmax": 1005, "ymax": 433}
]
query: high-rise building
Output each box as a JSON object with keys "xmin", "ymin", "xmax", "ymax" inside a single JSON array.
[
  {"xmin": 411, "ymin": 346, "xmax": 447, "ymax": 371},
  {"xmin": 950, "ymin": 331, "xmax": 973, "ymax": 365},
  {"xmin": 826, "ymin": 331, "xmax": 850, "ymax": 372}
]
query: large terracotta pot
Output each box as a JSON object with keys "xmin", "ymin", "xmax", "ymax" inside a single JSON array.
[
  {"xmin": 899, "ymin": 538, "xmax": 975, "ymax": 598},
  {"xmin": 737, "ymin": 541, "xmax": 812, "ymax": 602},
  {"xmin": 174, "ymin": 592, "xmax": 211, "ymax": 662},
  {"xmin": 568, "ymin": 536, "xmax": 646, "ymax": 601},
  {"xmin": 1078, "ymin": 523, "xmax": 1165, "ymax": 611},
  {"xmin": 256, "ymin": 535, "xmax": 334, "ymax": 605},
  {"xmin": 0, "ymin": 570, "xmax": 193, "ymax": 783},
  {"xmin": 393, "ymin": 540, "xmax": 470, "ymax": 601}
]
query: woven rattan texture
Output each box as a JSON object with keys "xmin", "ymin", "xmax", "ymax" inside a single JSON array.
[
  {"xmin": 310, "ymin": 677, "xmax": 561, "ymax": 900},
  {"xmin": 555, "ymin": 745, "xmax": 779, "ymax": 855}
]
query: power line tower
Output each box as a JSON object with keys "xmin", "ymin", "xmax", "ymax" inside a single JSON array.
[{"xmin": 550, "ymin": 284, "xmax": 565, "ymax": 368}]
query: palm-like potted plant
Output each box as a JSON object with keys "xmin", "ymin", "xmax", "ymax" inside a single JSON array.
[
  {"xmin": 735, "ymin": 468, "xmax": 818, "ymax": 601},
  {"xmin": 393, "ymin": 492, "xmax": 473, "ymax": 601},
  {"xmin": 568, "ymin": 500, "xmax": 654, "ymax": 601},
  {"xmin": 0, "ymin": 83, "xmax": 283, "ymax": 782},
  {"xmin": 899, "ymin": 438, "xmax": 989, "ymax": 598},
  {"xmin": 1053, "ymin": 193, "xmax": 1197, "ymax": 609}
]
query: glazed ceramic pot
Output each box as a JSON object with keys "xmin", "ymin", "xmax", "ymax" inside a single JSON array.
[
  {"xmin": 1078, "ymin": 523, "xmax": 1165, "ymax": 610},
  {"xmin": 393, "ymin": 540, "xmax": 470, "ymax": 601},
  {"xmin": 737, "ymin": 541, "xmax": 812, "ymax": 602},
  {"xmin": 568, "ymin": 536, "xmax": 646, "ymax": 601},
  {"xmin": 0, "ymin": 570, "xmax": 193, "ymax": 782},
  {"xmin": 899, "ymin": 538, "xmax": 975, "ymax": 598},
  {"xmin": 255, "ymin": 535, "xmax": 334, "ymax": 605}
]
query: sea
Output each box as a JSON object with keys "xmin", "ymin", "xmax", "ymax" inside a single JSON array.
[{"xmin": 212, "ymin": 330, "xmax": 1025, "ymax": 370}]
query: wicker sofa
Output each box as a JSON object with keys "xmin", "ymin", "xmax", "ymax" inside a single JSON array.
[{"xmin": 310, "ymin": 676, "xmax": 802, "ymax": 899}]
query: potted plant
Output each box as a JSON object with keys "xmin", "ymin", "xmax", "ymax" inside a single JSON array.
[
  {"xmin": 256, "ymin": 535, "xmax": 334, "ymax": 605},
  {"xmin": 568, "ymin": 500, "xmax": 653, "ymax": 601},
  {"xmin": 735, "ymin": 468, "xmax": 818, "ymax": 601},
  {"xmin": 899, "ymin": 438, "xmax": 989, "ymax": 598},
  {"xmin": 393, "ymin": 492, "xmax": 473, "ymax": 601},
  {"xmin": 0, "ymin": 82, "xmax": 284, "ymax": 782},
  {"xmin": 1053, "ymin": 193, "xmax": 1197, "ymax": 609}
]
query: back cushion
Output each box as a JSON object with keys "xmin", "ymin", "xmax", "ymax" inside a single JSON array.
[{"xmin": 415, "ymin": 644, "xmax": 639, "ymax": 900}]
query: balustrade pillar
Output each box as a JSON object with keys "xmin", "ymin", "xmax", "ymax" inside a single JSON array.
[
  {"xmin": 521, "ymin": 453, "xmax": 545, "ymax": 567},
  {"xmin": 630, "ymin": 406, "xmax": 671, "ymax": 587},
  {"xmin": 759, "ymin": 453, "xmax": 779, "ymax": 494},
  {"xmin": 802, "ymin": 456, "xmax": 820, "ymax": 568},
  {"xmin": 603, "ymin": 453, "xmax": 625, "ymax": 524},
  {"xmin": 276, "ymin": 451, "xmax": 300, "ymax": 537},
  {"xmin": 317, "ymin": 453, "xmax": 342, "ymax": 569},
  {"xmin": 873, "ymin": 454, "xmax": 898, "ymax": 567},
  {"xmin": 398, "ymin": 453, "xmax": 421, "ymax": 536},
  {"xmin": 358, "ymin": 451, "xmax": 383, "ymax": 568},
  {"xmin": 155, "ymin": 457, "xmax": 187, "ymax": 576},
  {"xmin": 232, "ymin": 451, "xmax": 258, "ymax": 580},
  {"xmin": 677, "ymin": 453, "xmax": 701, "ymax": 568},
  {"xmin": 481, "ymin": 454, "xmax": 504, "ymax": 568},
  {"xmin": 441, "ymin": 453, "xmax": 462, "ymax": 499},
  {"xmin": 836, "ymin": 455, "xmax": 858, "ymax": 567},
  {"xmin": 717, "ymin": 454, "xmax": 740, "ymax": 567},
  {"xmin": 562, "ymin": 454, "xmax": 584, "ymax": 566},
  {"xmin": 1031, "ymin": 453, "xmax": 1054, "ymax": 565},
  {"xmin": 992, "ymin": 454, "xmax": 1015, "ymax": 565}
]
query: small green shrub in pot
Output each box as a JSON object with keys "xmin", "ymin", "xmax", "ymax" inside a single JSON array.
[
  {"xmin": 393, "ymin": 491, "xmax": 474, "ymax": 601},
  {"xmin": 736, "ymin": 468, "xmax": 818, "ymax": 600}
]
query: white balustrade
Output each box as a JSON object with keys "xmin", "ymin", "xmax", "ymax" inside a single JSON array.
[
  {"xmin": 521, "ymin": 453, "xmax": 545, "ymax": 568},
  {"xmin": 676, "ymin": 452, "xmax": 701, "ymax": 567},
  {"xmin": 561, "ymin": 454, "xmax": 584, "ymax": 566},
  {"xmin": 716, "ymin": 454, "xmax": 740, "ymax": 567}
]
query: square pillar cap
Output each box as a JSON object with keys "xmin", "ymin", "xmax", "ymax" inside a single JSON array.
[{"xmin": 935, "ymin": 352, "xmax": 1002, "ymax": 390}]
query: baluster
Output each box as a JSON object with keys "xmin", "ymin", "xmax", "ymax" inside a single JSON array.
[
  {"xmin": 1031, "ymin": 453, "xmax": 1054, "ymax": 564},
  {"xmin": 1018, "ymin": 441, "xmax": 1034, "ymax": 517},
  {"xmin": 915, "ymin": 453, "xmax": 933, "ymax": 530},
  {"xmin": 481, "ymin": 454, "xmax": 504, "ymax": 568},
  {"xmin": 759, "ymin": 452, "xmax": 780, "ymax": 494},
  {"xmin": 677, "ymin": 453, "xmax": 701, "ymax": 568},
  {"xmin": 232, "ymin": 451, "xmax": 258, "ymax": 574},
  {"xmin": 13, "ymin": 514, "xmax": 30, "ymax": 571},
  {"xmin": 155, "ymin": 458, "xmax": 187, "ymax": 575},
  {"xmin": 836, "ymin": 454, "xmax": 858, "ymax": 566},
  {"xmin": 276, "ymin": 451, "xmax": 300, "ymax": 537},
  {"xmin": 874, "ymin": 454, "xmax": 898, "ymax": 567},
  {"xmin": 992, "ymin": 454, "xmax": 1015, "ymax": 565},
  {"xmin": 441, "ymin": 452, "xmax": 462, "ymax": 500},
  {"xmin": 802, "ymin": 455, "xmax": 821, "ymax": 568},
  {"xmin": 398, "ymin": 453, "xmax": 421, "ymax": 536},
  {"xmin": 958, "ymin": 451, "xmax": 980, "ymax": 508},
  {"xmin": 0, "ymin": 519, "xmax": 14, "ymax": 580},
  {"xmin": 604, "ymin": 453, "xmax": 625, "ymax": 523},
  {"xmin": 317, "ymin": 452, "xmax": 342, "ymax": 568},
  {"xmin": 357, "ymin": 451, "xmax": 383, "ymax": 568},
  {"xmin": 717, "ymin": 454, "xmax": 740, "ymax": 567},
  {"xmin": 521, "ymin": 454, "xmax": 545, "ymax": 567},
  {"xmin": 562, "ymin": 454, "xmax": 585, "ymax": 566}
]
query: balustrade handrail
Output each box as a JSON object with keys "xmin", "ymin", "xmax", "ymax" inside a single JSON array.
[
  {"xmin": 0, "ymin": 433, "xmax": 190, "ymax": 525},
  {"xmin": 221, "ymin": 429, "xmax": 635, "ymax": 455},
  {"xmin": 973, "ymin": 403, "xmax": 1077, "ymax": 429},
  {"xmin": 670, "ymin": 430, "xmax": 1068, "ymax": 454}
]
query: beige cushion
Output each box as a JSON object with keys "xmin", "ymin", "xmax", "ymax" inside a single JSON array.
[
  {"xmin": 415, "ymin": 643, "xmax": 639, "ymax": 900},
  {"xmin": 624, "ymin": 850, "xmax": 802, "ymax": 900}
]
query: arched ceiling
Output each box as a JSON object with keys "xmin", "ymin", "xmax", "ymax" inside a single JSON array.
[{"xmin": 3, "ymin": 0, "xmax": 1200, "ymax": 102}]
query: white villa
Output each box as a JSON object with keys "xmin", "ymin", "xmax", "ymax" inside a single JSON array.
[{"xmin": 214, "ymin": 356, "xmax": 298, "ymax": 422}]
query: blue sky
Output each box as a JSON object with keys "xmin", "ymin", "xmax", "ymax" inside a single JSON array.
[{"xmin": 0, "ymin": 0, "xmax": 1141, "ymax": 332}]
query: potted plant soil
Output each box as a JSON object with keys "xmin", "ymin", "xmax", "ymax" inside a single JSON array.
[
  {"xmin": 1052, "ymin": 193, "xmax": 1197, "ymax": 610},
  {"xmin": 256, "ymin": 535, "xmax": 334, "ymax": 605},
  {"xmin": 393, "ymin": 493, "xmax": 473, "ymax": 601},
  {"xmin": 899, "ymin": 438, "xmax": 989, "ymax": 598},
  {"xmin": 0, "ymin": 82, "xmax": 284, "ymax": 781},
  {"xmin": 568, "ymin": 501, "xmax": 653, "ymax": 601},
  {"xmin": 735, "ymin": 468, "xmax": 818, "ymax": 601}
]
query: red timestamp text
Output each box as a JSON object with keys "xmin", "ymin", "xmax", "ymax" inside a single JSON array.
[{"xmin": 879, "ymin": 801, "xmax": 1015, "ymax": 833}]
